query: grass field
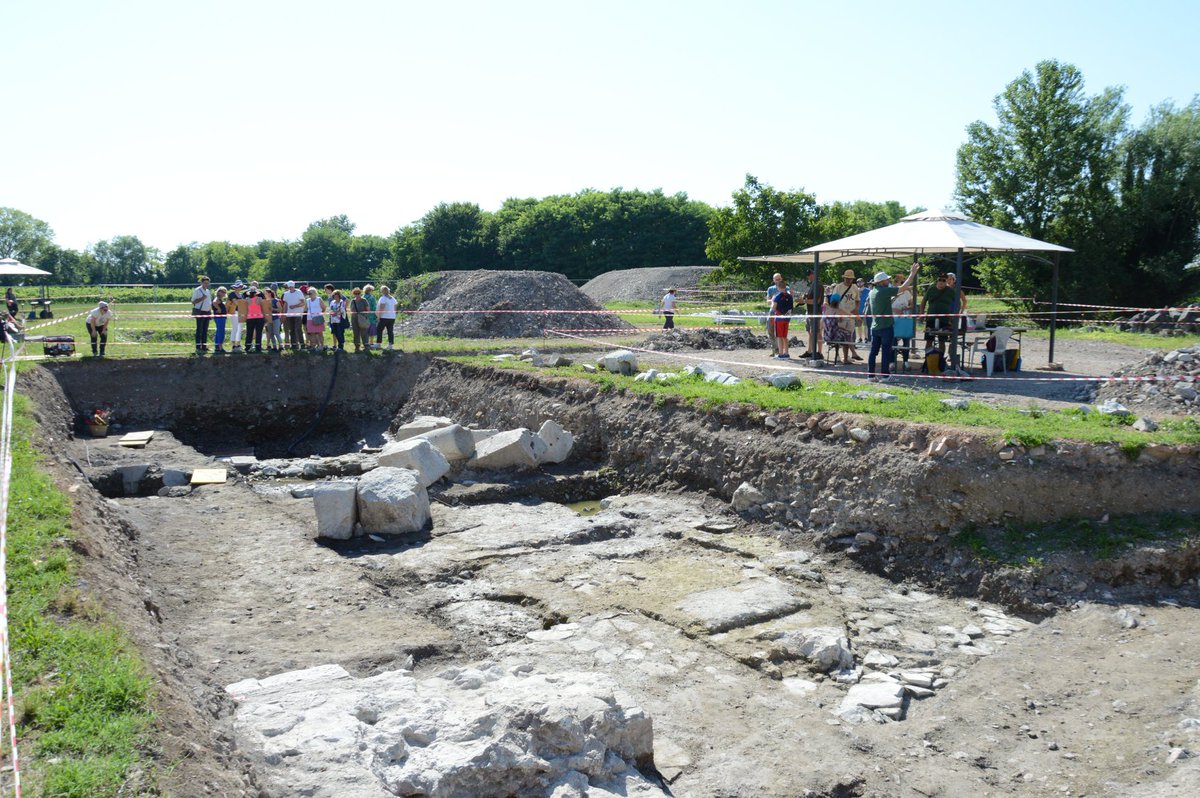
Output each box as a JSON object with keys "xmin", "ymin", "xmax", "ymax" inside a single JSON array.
[{"xmin": 5, "ymin": 394, "xmax": 157, "ymax": 796}]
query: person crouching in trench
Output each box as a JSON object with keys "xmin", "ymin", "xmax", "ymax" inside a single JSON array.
[{"xmin": 86, "ymin": 300, "xmax": 114, "ymax": 357}]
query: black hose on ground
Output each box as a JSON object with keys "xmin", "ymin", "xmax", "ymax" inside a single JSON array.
[{"xmin": 286, "ymin": 347, "xmax": 341, "ymax": 455}]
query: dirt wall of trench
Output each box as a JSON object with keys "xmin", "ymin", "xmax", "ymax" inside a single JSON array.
[{"xmin": 400, "ymin": 360, "xmax": 1200, "ymax": 537}]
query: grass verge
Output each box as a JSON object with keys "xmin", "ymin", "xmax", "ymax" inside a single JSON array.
[
  {"xmin": 6, "ymin": 393, "xmax": 156, "ymax": 797},
  {"xmin": 952, "ymin": 512, "xmax": 1200, "ymax": 566},
  {"xmin": 452, "ymin": 356, "xmax": 1200, "ymax": 449}
]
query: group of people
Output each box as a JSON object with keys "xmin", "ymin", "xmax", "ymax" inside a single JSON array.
[
  {"xmin": 189, "ymin": 277, "xmax": 399, "ymax": 354},
  {"xmin": 764, "ymin": 265, "xmax": 969, "ymax": 380}
]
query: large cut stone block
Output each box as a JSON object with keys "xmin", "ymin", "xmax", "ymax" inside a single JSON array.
[
  {"xmin": 376, "ymin": 439, "xmax": 450, "ymax": 487},
  {"xmin": 470, "ymin": 429, "xmax": 541, "ymax": 470},
  {"xmin": 312, "ymin": 482, "xmax": 357, "ymax": 540},
  {"xmin": 356, "ymin": 467, "xmax": 430, "ymax": 534},
  {"xmin": 536, "ymin": 420, "xmax": 574, "ymax": 464},
  {"xmin": 393, "ymin": 415, "xmax": 453, "ymax": 441},
  {"xmin": 597, "ymin": 349, "xmax": 637, "ymax": 375},
  {"xmin": 416, "ymin": 423, "xmax": 476, "ymax": 461}
]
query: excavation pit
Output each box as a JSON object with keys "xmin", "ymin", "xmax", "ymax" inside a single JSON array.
[{"xmin": 16, "ymin": 355, "xmax": 1200, "ymax": 798}]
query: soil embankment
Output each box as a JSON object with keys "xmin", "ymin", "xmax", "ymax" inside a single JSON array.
[{"xmin": 402, "ymin": 359, "xmax": 1200, "ymax": 536}]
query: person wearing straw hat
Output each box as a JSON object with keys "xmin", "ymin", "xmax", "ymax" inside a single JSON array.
[
  {"xmin": 866, "ymin": 262, "xmax": 920, "ymax": 381},
  {"xmin": 85, "ymin": 300, "xmax": 114, "ymax": 357}
]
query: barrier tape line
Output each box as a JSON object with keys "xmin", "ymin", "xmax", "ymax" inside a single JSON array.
[
  {"xmin": 0, "ymin": 336, "xmax": 23, "ymax": 796},
  {"xmin": 543, "ymin": 329, "xmax": 1199, "ymax": 384}
]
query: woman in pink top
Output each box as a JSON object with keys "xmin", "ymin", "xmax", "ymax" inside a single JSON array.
[{"xmin": 245, "ymin": 289, "xmax": 266, "ymax": 352}]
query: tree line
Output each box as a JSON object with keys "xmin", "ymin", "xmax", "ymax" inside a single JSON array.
[{"xmin": 2, "ymin": 59, "xmax": 1197, "ymax": 306}]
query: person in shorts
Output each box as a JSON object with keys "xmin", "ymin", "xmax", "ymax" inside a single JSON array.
[{"xmin": 768, "ymin": 273, "xmax": 794, "ymax": 359}]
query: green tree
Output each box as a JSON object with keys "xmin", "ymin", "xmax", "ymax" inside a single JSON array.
[
  {"xmin": 89, "ymin": 235, "xmax": 159, "ymax": 283},
  {"xmin": 704, "ymin": 175, "xmax": 822, "ymax": 286},
  {"xmin": 0, "ymin": 207, "xmax": 56, "ymax": 265},
  {"xmin": 296, "ymin": 218, "xmax": 355, "ymax": 282},
  {"xmin": 163, "ymin": 244, "xmax": 198, "ymax": 284},
  {"xmin": 1114, "ymin": 99, "xmax": 1200, "ymax": 302},
  {"xmin": 955, "ymin": 60, "xmax": 1128, "ymax": 303},
  {"xmin": 420, "ymin": 202, "xmax": 497, "ymax": 270}
]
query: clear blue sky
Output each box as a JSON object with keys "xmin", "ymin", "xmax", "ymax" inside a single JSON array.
[{"xmin": 2, "ymin": 0, "xmax": 1197, "ymax": 254}]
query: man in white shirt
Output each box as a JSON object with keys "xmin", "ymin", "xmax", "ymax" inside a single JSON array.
[
  {"xmin": 281, "ymin": 280, "xmax": 306, "ymax": 350},
  {"xmin": 190, "ymin": 276, "xmax": 212, "ymax": 353},
  {"xmin": 85, "ymin": 300, "xmax": 114, "ymax": 357},
  {"xmin": 660, "ymin": 288, "xmax": 677, "ymax": 330}
]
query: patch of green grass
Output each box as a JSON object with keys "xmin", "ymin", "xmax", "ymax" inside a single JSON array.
[
  {"xmin": 1024, "ymin": 326, "xmax": 1200, "ymax": 350},
  {"xmin": 954, "ymin": 512, "xmax": 1200, "ymax": 565},
  {"xmin": 6, "ymin": 393, "xmax": 157, "ymax": 796},
  {"xmin": 450, "ymin": 356, "xmax": 1200, "ymax": 448}
]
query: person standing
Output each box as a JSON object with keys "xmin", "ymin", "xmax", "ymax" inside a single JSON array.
[
  {"xmin": 866, "ymin": 262, "xmax": 920, "ymax": 380},
  {"xmin": 282, "ymin": 280, "xmax": 306, "ymax": 350},
  {"xmin": 245, "ymin": 289, "xmax": 267, "ymax": 352},
  {"xmin": 349, "ymin": 287, "xmax": 370, "ymax": 352},
  {"xmin": 792, "ymin": 269, "xmax": 816, "ymax": 358},
  {"xmin": 660, "ymin": 287, "xmax": 678, "ymax": 330},
  {"xmin": 920, "ymin": 273, "xmax": 958, "ymax": 366},
  {"xmin": 85, "ymin": 300, "xmax": 114, "ymax": 357},
  {"xmin": 835, "ymin": 270, "xmax": 862, "ymax": 361},
  {"xmin": 363, "ymin": 284, "xmax": 379, "ymax": 348},
  {"xmin": 765, "ymin": 275, "xmax": 782, "ymax": 355},
  {"xmin": 5, "ymin": 287, "xmax": 18, "ymax": 318},
  {"xmin": 767, "ymin": 274, "xmax": 794, "ymax": 359},
  {"xmin": 376, "ymin": 285, "xmax": 398, "ymax": 348},
  {"xmin": 304, "ymin": 287, "xmax": 327, "ymax": 350},
  {"xmin": 264, "ymin": 288, "xmax": 283, "ymax": 351},
  {"xmin": 227, "ymin": 281, "xmax": 246, "ymax": 351},
  {"xmin": 891, "ymin": 271, "xmax": 915, "ymax": 368},
  {"xmin": 328, "ymin": 290, "xmax": 347, "ymax": 351},
  {"xmin": 190, "ymin": 276, "xmax": 213, "ymax": 353},
  {"xmin": 211, "ymin": 287, "xmax": 228, "ymax": 353}
]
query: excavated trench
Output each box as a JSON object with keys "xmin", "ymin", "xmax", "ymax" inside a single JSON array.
[{"xmin": 18, "ymin": 356, "xmax": 1200, "ymax": 798}]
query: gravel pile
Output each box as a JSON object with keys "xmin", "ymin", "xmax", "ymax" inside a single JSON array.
[
  {"xmin": 641, "ymin": 327, "xmax": 770, "ymax": 352},
  {"xmin": 581, "ymin": 266, "xmax": 717, "ymax": 304},
  {"xmin": 1094, "ymin": 344, "xmax": 1200, "ymax": 415},
  {"xmin": 396, "ymin": 270, "xmax": 633, "ymax": 339}
]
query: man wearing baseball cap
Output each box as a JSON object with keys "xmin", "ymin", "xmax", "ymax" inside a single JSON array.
[
  {"xmin": 866, "ymin": 261, "xmax": 920, "ymax": 381},
  {"xmin": 85, "ymin": 300, "xmax": 114, "ymax": 357}
]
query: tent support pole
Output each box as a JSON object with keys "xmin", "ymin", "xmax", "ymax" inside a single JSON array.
[
  {"xmin": 953, "ymin": 248, "xmax": 963, "ymax": 372},
  {"xmin": 810, "ymin": 254, "xmax": 821, "ymax": 358},
  {"xmin": 1049, "ymin": 252, "xmax": 1060, "ymax": 364}
]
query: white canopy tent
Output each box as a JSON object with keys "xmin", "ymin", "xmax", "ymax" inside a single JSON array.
[
  {"xmin": 739, "ymin": 210, "xmax": 1074, "ymax": 364},
  {"xmin": 0, "ymin": 258, "xmax": 51, "ymax": 277}
]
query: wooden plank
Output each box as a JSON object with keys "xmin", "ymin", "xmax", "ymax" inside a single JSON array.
[
  {"xmin": 190, "ymin": 468, "xmax": 227, "ymax": 485},
  {"xmin": 119, "ymin": 431, "xmax": 155, "ymax": 447}
]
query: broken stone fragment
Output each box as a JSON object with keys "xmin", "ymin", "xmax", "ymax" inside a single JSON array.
[
  {"xmin": 355, "ymin": 467, "xmax": 430, "ymax": 534},
  {"xmin": 597, "ymin": 350, "xmax": 637, "ymax": 376},
  {"xmin": 731, "ymin": 482, "xmax": 765, "ymax": 512},
  {"xmin": 312, "ymin": 482, "xmax": 357, "ymax": 540},
  {"xmin": 376, "ymin": 438, "xmax": 450, "ymax": 487},
  {"xmin": 393, "ymin": 415, "xmax": 454, "ymax": 441},
  {"xmin": 470, "ymin": 429, "xmax": 541, "ymax": 470},
  {"xmin": 415, "ymin": 423, "xmax": 476, "ymax": 461},
  {"xmin": 536, "ymin": 420, "xmax": 574, "ymax": 464}
]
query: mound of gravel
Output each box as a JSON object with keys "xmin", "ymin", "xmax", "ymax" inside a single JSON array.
[
  {"xmin": 640, "ymin": 327, "xmax": 770, "ymax": 352},
  {"xmin": 396, "ymin": 270, "xmax": 633, "ymax": 339},
  {"xmin": 581, "ymin": 265, "xmax": 717, "ymax": 304},
  {"xmin": 1095, "ymin": 344, "xmax": 1200, "ymax": 416}
]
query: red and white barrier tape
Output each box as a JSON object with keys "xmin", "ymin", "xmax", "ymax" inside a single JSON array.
[
  {"xmin": 0, "ymin": 337, "xmax": 23, "ymax": 796},
  {"xmin": 543, "ymin": 329, "xmax": 1198, "ymax": 384}
]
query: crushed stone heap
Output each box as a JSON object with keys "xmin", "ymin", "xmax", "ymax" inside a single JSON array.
[
  {"xmin": 396, "ymin": 270, "xmax": 633, "ymax": 338},
  {"xmin": 581, "ymin": 265, "xmax": 717, "ymax": 304},
  {"xmin": 1095, "ymin": 343, "xmax": 1200, "ymax": 415}
]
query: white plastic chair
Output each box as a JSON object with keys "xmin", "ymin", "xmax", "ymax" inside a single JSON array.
[{"xmin": 970, "ymin": 326, "xmax": 1012, "ymax": 376}]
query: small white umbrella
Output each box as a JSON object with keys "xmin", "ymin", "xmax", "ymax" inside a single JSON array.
[{"xmin": 0, "ymin": 258, "xmax": 52, "ymax": 277}]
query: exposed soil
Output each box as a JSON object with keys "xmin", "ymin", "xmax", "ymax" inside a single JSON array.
[{"xmin": 15, "ymin": 354, "xmax": 1200, "ymax": 797}]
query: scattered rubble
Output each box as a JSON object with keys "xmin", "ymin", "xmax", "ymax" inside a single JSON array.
[{"xmin": 1096, "ymin": 343, "xmax": 1200, "ymax": 415}]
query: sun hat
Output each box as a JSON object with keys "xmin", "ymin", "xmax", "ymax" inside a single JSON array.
[
  {"xmin": 830, "ymin": 293, "xmax": 842, "ymax": 304},
  {"xmin": 842, "ymin": 269, "xmax": 855, "ymax": 279},
  {"xmin": 873, "ymin": 271, "xmax": 891, "ymax": 284},
  {"xmin": 286, "ymin": 280, "xmax": 296, "ymax": 288},
  {"xmin": 233, "ymin": 280, "xmax": 245, "ymax": 289},
  {"xmin": 98, "ymin": 300, "xmax": 108, "ymax": 308}
]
